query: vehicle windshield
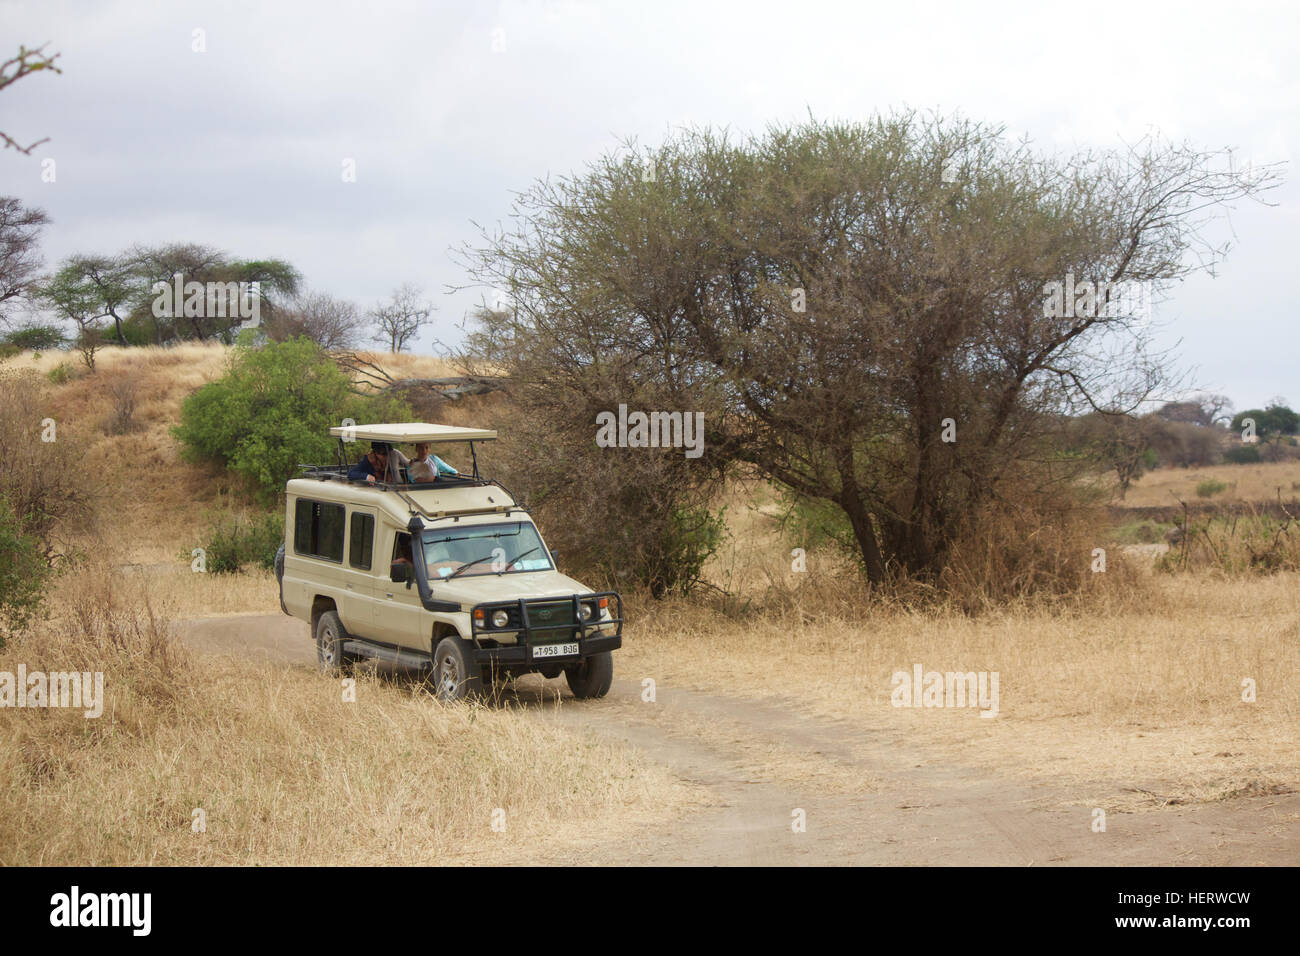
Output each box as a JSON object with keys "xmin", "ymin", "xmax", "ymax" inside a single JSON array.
[{"xmin": 421, "ymin": 521, "xmax": 553, "ymax": 579}]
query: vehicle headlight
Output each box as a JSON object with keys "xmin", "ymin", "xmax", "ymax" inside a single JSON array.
[
  {"xmin": 491, "ymin": 609, "xmax": 510, "ymax": 628},
  {"xmin": 579, "ymin": 602, "xmax": 594, "ymax": 621}
]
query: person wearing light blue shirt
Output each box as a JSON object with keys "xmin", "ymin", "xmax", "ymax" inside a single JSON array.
[{"xmin": 408, "ymin": 441, "xmax": 458, "ymax": 482}]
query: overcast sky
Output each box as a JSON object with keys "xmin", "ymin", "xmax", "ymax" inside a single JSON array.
[{"xmin": 2, "ymin": 0, "xmax": 1295, "ymax": 410}]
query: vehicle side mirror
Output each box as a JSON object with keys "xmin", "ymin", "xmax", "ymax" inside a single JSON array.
[
  {"xmin": 549, "ymin": 549, "xmax": 560, "ymax": 567},
  {"xmin": 390, "ymin": 561, "xmax": 414, "ymax": 584}
]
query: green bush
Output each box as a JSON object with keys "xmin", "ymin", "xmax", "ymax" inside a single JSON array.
[
  {"xmin": 0, "ymin": 343, "xmax": 18, "ymax": 360},
  {"xmin": 5, "ymin": 324, "xmax": 67, "ymax": 351},
  {"xmin": 1196, "ymin": 478, "xmax": 1231, "ymax": 498},
  {"xmin": 47, "ymin": 362, "xmax": 73, "ymax": 385},
  {"xmin": 173, "ymin": 337, "xmax": 410, "ymax": 503},
  {"xmin": 1113, "ymin": 521, "xmax": 1169, "ymax": 544},
  {"xmin": 1223, "ymin": 445, "xmax": 1261, "ymax": 465},
  {"xmin": 194, "ymin": 510, "xmax": 284, "ymax": 574},
  {"xmin": 0, "ymin": 497, "xmax": 52, "ymax": 648},
  {"xmin": 650, "ymin": 505, "xmax": 727, "ymax": 597},
  {"xmin": 118, "ymin": 314, "xmax": 161, "ymax": 346}
]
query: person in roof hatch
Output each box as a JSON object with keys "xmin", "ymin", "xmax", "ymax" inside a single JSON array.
[
  {"xmin": 348, "ymin": 441, "xmax": 409, "ymax": 483},
  {"xmin": 407, "ymin": 441, "xmax": 458, "ymax": 483}
]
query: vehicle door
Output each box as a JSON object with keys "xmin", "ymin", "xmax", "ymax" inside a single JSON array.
[
  {"xmin": 371, "ymin": 528, "xmax": 428, "ymax": 651},
  {"xmin": 341, "ymin": 507, "xmax": 379, "ymax": 637}
]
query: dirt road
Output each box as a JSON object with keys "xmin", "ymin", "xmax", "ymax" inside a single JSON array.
[{"xmin": 180, "ymin": 614, "xmax": 1298, "ymax": 866}]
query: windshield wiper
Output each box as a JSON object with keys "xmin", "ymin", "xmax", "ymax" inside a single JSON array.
[
  {"xmin": 502, "ymin": 546, "xmax": 540, "ymax": 571},
  {"xmin": 445, "ymin": 553, "xmax": 495, "ymax": 580}
]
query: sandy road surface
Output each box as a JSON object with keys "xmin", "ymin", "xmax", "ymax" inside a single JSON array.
[{"xmin": 180, "ymin": 614, "xmax": 1298, "ymax": 866}]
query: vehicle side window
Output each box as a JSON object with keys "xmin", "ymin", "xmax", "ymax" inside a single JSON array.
[
  {"xmin": 349, "ymin": 513, "xmax": 374, "ymax": 570},
  {"xmin": 293, "ymin": 498, "xmax": 345, "ymax": 562}
]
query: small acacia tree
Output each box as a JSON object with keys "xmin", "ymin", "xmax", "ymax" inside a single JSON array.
[
  {"xmin": 38, "ymin": 262, "xmax": 110, "ymax": 368},
  {"xmin": 463, "ymin": 112, "xmax": 1280, "ymax": 589},
  {"xmin": 369, "ymin": 283, "xmax": 433, "ymax": 353},
  {"xmin": 267, "ymin": 290, "xmax": 363, "ymax": 350}
]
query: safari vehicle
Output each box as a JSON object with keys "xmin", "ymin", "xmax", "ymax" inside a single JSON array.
[{"xmin": 274, "ymin": 422, "xmax": 622, "ymax": 701}]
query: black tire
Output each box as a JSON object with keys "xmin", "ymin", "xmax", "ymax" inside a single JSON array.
[
  {"xmin": 315, "ymin": 609, "xmax": 352, "ymax": 676},
  {"xmin": 564, "ymin": 651, "xmax": 613, "ymax": 699},
  {"xmin": 433, "ymin": 636, "xmax": 483, "ymax": 702}
]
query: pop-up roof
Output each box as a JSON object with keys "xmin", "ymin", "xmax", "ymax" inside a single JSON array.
[{"xmin": 328, "ymin": 422, "xmax": 498, "ymax": 443}]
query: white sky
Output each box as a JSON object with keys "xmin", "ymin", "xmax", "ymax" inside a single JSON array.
[{"xmin": 2, "ymin": 0, "xmax": 1295, "ymax": 409}]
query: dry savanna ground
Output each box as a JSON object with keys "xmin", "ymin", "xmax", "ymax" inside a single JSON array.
[
  {"xmin": 1121, "ymin": 459, "xmax": 1300, "ymax": 508},
  {"xmin": 1, "ymin": 344, "xmax": 1296, "ymax": 864},
  {"xmin": 0, "ymin": 568, "xmax": 700, "ymax": 865}
]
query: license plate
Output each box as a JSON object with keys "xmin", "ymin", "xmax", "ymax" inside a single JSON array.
[{"xmin": 532, "ymin": 642, "xmax": 579, "ymax": 659}]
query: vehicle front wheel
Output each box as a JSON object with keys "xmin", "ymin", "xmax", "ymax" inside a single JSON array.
[
  {"xmin": 433, "ymin": 637, "xmax": 483, "ymax": 702},
  {"xmin": 315, "ymin": 610, "xmax": 352, "ymax": 677},
  {"xmin": 564, "ymin": 651, "xmax": 613, "ymax": 699}
]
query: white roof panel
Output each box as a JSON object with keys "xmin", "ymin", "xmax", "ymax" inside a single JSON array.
[{"xmin": 328, "ymin": 422, "xmax": 497, "ymax": 443}]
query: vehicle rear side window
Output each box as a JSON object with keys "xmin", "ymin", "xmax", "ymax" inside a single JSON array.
[
  {"xmin": 293, "ymin": 499, "xmax": 345, "ymax": 562},
  {"xmin": 349, "ymin": 513, "xmax": 374, "ymax": 569}
]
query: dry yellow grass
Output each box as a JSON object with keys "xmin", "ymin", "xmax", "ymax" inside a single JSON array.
[
  {"xmin": 605, "ymin": 485, "xmax": 1300, "ymax": 811},
  {"xmin": 121, "ymin": 565, "xmax": 282, "ymax": 619},
  {"xmin": 2, "ymin": 343, "xmax": 460, "ymax": 383},
  {"xmin": 354, "ymin": 349, "xmax": 462, "ymax": 384},
  {"xmin": 1123, "ymin": 460, "xmax": 1300, "ymax": 508},
  {"xmin": 619, "ymin": 569, "xmax": 1298, "ymax": 810},
  {"xmin": 0, "ymin": 569, "xmax": 699, "ymax": 865}
]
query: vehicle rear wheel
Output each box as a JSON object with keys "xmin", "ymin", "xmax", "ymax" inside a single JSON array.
[
  {"xmin": 433, "ymin": 636, "xmax": 483, "ymax": 702},
  {"xmin": 564, "ymin": 651, "xmax": 613, "ymax": 699},
  {"xmin": 315, "ymin": 610, "xmax": 352, "ymax": 677}
]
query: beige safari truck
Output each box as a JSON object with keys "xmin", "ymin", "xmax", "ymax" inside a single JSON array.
[{"xmin": 274, "ymin": 422, "xmax": 622, "ymax": 700}]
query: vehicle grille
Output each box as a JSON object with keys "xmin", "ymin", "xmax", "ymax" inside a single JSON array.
[
  {"xmin": 525, "ymin": 600, "xmax": 573, "ymax": 629},
  {"xmin": 487, "ymin": 600, "xmax": 577, "ymax": 633}
]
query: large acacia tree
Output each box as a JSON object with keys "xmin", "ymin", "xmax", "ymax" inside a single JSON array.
[{"xmin": 463, "ymin": 113, "xmax": 1279, "ymax": 585}]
